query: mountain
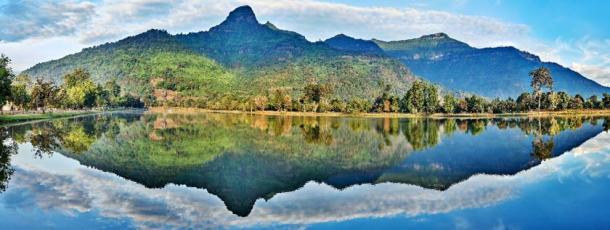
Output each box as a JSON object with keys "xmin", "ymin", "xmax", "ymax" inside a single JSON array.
[
  {"xmin": 23, "ymin": 5, "xmax": 607, "ymax": 101},
  {"xmin": 324, "ymin": 34, "xmax": 385, "ymax": 55},
  {"xmin": 373, "ymin": 33, "xmax": 610, "ymax": 98},
  {"xmin": 22, "ymin": 6, "xmax": 417, "ymax": 105}
]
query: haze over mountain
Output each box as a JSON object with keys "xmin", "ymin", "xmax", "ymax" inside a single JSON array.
[{"xmin": 22, "ymin": 5, "xmax": 609, "ymax": 101}]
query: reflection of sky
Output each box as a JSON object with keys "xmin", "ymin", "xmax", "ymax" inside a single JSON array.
[{"xmin": 1, "ymin": 132, "xmax": 610, "ymax": 229}]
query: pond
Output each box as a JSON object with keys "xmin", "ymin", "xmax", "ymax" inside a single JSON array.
[{"xmin": 0, "ymin": 112, "xmax": 609, "ymax": 229}]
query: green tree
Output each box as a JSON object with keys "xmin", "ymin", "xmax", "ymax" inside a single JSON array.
[
  {"xmin": 466, "ymin": 95, "xmax": 487, "ymax": 113},
  {"xmin": 556, "ymin": 91, "xmax": 571, "ymax": 110},
  {"xmin": 490, "ymin": 98, "xmax": 503, "ymax": 113},
  {"xmin": 10, "ymin": 74, "xmax": 31, "ymax": 111},
  {"xmin": 542, "ymin": 92, "xmax": 559, "ymax": 111},
  {"xmin": 529, "ymin": 67, "xmax": 553, "ymax": 111},
  {"xmin": 456, "ymin": 98, "xmax": 468, "ymax": 113},
  {"xmin": 302, "ymin": 82, "xmax": 332, "ymax": 112},
  {"xmin": 442, "ymin": 94, "xmax": 457, "ymax": 113},
  {"xmin": 95, "ymin": 84, "xmax": 110, "ymax": 108},
  {"xmin": 504, "ymin": 97, "xmax": 517, "ymax": 113},
  {"xmin": 0, "ymin": 55, "xmax": 14, "ymax": 111},
  {"xmin": 586, "ymin": 95, "xmax": 600, "ymax": 109},
  {"xmin": 346, "ymin": 98, "xmax": 372, "ymax": 113},
  {"xmin": 422, "ymin": 83, "xmax": 439, "ymax": 113},
  {"xmin": 10, "ymin": 84, "xmax": 30, "ymax": 111},
  {"xmin": 104, "ymin": 78, "xmax": 121, "ymax": 106},
  {"xmin": 30, "ymin": 79, "xmax": 57, "ymax": 113},
  {"xmin": 402, "ymin": 81, "xmax": 425, "ymax": 113},
  {"xmin": 253, "ymin": 95, "xmax": 267, "ymax": 111},
  {"xmin": 517, "ymin": 92, "xmax": 534, "ymax": 112},
  {"xmin": 330, "ymin": 99, "xmax": 347, "ymax": 112},
  {"xmin": 373, "ymin": 84, "xmax": 393, "ymax": 112},
  {"xmin": 303, "ymin": 82, "xmax": 332, "ymax": 104},
  {"xmin": 570, "ymin": 94, "xmax": 584, "ymax": 109},
  {"xmin": 62, "ymin": 69, "xmax": 97, "ymax": 109},
  {"xmin": 603, "ymin": 93, "xmax": 610, "ymax": 109},
  {"xmin": 271, "ymin": 88, "xmax": 291, "ymax": 111}
]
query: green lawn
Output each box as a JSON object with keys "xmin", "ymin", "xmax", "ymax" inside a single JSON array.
[{"xmin": 0, "ymin": 111, "xmax": 97, "ymax": 124}]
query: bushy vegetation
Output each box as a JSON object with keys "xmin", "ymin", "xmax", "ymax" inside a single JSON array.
[
  {"xmin": 7, "ymin": 50, "xmax": 610, "ymax": 114},
  {"xmin": 1, "ymin": 56, "xmax": 144, "ymax": 113}
]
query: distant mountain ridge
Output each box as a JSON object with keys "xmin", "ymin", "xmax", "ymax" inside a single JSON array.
[
  {"xmin": 324, "ymin": 34, "xmax": 385, "ymax": 55},
  {"xmin": 372, "ymin": 33, "xmax": 609, "ymax": 98},
  {"xmin": 22, "ymin": 5, "xmax": 609, "ymax": 101}
]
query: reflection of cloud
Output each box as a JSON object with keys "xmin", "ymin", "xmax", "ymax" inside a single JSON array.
[
  {"xmin": 570, "ymin": 132, "xmax": 610, "ymax": 177},
  {"xmin": 4, "ymin": 132, "xmax": 610, "ymax": 228},
  {"xmin": 3, "ymin": 168, "xmax": 92, "ymax": 214},
  {"xmin": 3, "ymin": 165, "xmax": 515, "ymax": 228}
]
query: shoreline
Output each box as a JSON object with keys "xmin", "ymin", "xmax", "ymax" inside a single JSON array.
[
  {"xmin": 148, "ymin": 107, "xmax": 610, "ymax": 118},
  {"xmin": 0, "ymin": 109, "xmax": 144, "ymax": 125}
]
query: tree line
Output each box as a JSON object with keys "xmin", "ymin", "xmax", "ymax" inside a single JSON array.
[
  {"xmin": 0, "ymin": 55, "xmax": 144, "ymax": 113},
  {"xmin": 3, "ymin": 53, "xmax": 609, "ymax": 114},
  {"xmin": 228, "ymin": 67, "xmax": 610, "ymax": 114}
]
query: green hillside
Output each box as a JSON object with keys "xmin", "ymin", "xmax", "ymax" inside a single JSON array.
[{"xmin": 22, "ymin": 6, "xmax": 418, "ymax": 108}]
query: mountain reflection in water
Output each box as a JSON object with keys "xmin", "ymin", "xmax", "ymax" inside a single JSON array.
[{"xmin": 0, "ymin": 112, "xmax": 608, "ymax": 226}]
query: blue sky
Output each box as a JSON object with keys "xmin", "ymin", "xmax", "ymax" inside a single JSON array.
[
  {"xmin": 326, "ymin": 0, "xmax": 610, "ymax": 41},
  {"xmin": 0, "ymin": 0, "xmax": 608, "ymax": 85}
]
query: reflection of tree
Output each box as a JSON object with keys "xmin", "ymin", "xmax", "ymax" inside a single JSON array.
[
  {"xmin": 25, "ymin": 115, "xmax": 117, "ymax": 157},
  {"xmin": 467, "ymin": 120, "xmax": 487, "ymax": 136},
  {"xmin": 443, "ymin": 119, "xmax": 457, "ymax": 136},
  {"xmin": 29, "ymin": 123, "xmax": 63, "ymax": 158},
  {"xmin": 62, "ymin": 127, "xmax": 96, "ymax": 153},
  {"xmin": 0, "ymin": 127, "xmax": 18, "ymax": 193},
  {"xmin": 271, "ymin": 116, "xmax": 293, "ymax": 136},
  {"xmin": 50, "ymin": 112, "xmax": 607, "ymax": 217},
  {"xmin": 604, "ymin": 117, "xmax": 609, "ymax": 132},
  {"xmin": 376, "ymin": 118, "xmax": 400, "ymax": 147},
  {"xmin": 348, "ymin": 119, "xmax": 370, "ymax": 132},
  {"xmin": 300, "ymin": 123, "xmax": 333, "ymax": 145},
  {"xmin": 531, "ymin": 138, "xmax": 554, "ymax": 161},
  {"xmin": 402, "ymin": 119, "xmax": 439, "ymax": 151}
]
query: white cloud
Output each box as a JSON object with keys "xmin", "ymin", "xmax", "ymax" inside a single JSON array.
[
  {"xmin": 0, "ymin": 37, "xmax": 84, "ymax": 71},
  {"xmin": 0, "ymin": 0, "xmax": 95, "ymax": 41},
  {"xmin": 572, "ymin": 63, "xmax": 610, "ymax": 86}
]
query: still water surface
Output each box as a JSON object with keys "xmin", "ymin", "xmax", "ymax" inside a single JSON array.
[{"xmin": 0, "ymin": 112, "xmax": 609, "ymax": 229}]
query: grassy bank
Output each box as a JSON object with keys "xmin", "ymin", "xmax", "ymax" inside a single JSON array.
[
  {"xmin": 0, "ymin": 111, "xmax": 99, "ymax": 124},
  {"xmin": 149, "ymin": 107, "xmax": 610, "ymax": 118}
]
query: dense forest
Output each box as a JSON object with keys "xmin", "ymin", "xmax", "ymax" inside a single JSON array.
[
  {"xmin": 1, "ymin": 54, "xmax": 143, "ymax": 113},
  {"xmin": 3, "ymin": 53, "xmax": 610, "ymax": 114},
  {"xmin": 22, "ymin": 6, "xmax": 418, "ymax": 108}
]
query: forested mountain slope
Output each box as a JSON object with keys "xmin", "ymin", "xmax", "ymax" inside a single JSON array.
[{"xmin": 23, "ymin": 6, "xmax": 417, "ymax": 105}]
